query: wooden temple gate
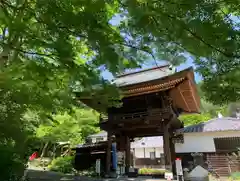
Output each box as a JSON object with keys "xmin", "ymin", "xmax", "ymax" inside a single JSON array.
[{"xmin": 80, "ymin": 65, "xmax": 200, "ymax": 176}]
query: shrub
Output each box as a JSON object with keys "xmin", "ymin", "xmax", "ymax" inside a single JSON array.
[
  {"xmin": 230, "ymin": 172, "xmax": 240, "ymax": 180},
  {"xmin": 48, "ymin": 156, "xmax": 74, "ymax": 173},
  {"xmin": 29, "ymin": 158, "xmax": 52, "ymax": 168},
  {"xmin": 0, "ymin": 140, "xmax": 27, "ymax": 181},
  {"xmin": 78, "ymin": 166, "xmax": 98, "ymax": 177},
  {"xmin": 138, "ymin": 168, "xmax": 165, "ymax": 175}
]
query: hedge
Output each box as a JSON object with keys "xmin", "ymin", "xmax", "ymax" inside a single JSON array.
[{"xmin": 138, "ymin": 168, "xmax": 166, "ymax": 175}]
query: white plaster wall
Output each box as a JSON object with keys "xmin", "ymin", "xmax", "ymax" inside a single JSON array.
[
  {"xmin": 145, "ymin": 148, "xmax": 155, "ymax": 158},
  {"xmin": 134, "ymin": 148, "xmax": 144, "ymax": 158},
  {"xmin": 175, "ymin": 131, "xmax": 240, "ymax": 153},
  {"xmin": 155, "ymin": 147, "xmax": 164, "ymax": 158},
  {"xmin": 134, "ymin": 147, "xmax": 164, "ymax": 158}
]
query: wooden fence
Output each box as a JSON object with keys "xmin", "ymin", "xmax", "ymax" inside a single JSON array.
[{"xmin": 206, "ymin": 153, "xmax": 240, "ymax": 177}]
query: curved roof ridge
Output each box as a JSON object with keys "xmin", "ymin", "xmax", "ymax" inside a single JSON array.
[
  {"xmin": 206, "ymin": 116, "xmax": 240, "ymax": 122},
  {"xmin": 116, "ymin": 64, "xmax": 170, "ymax": 78}
]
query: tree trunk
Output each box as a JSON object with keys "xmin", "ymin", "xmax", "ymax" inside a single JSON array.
[
  {"xmin": 41, "ymin": 142, "xmax": 49, "ymax": 158},
  {"xmin": 52, "ymin": 144, "xmax": 56, "ymax": 159}
]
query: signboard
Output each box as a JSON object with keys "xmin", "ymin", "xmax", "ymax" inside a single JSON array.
[
  {"xmin": 117, "ymin": 152, "xmax": 125, "ymax": 164},
  {"xmin": 96, "ymin": 159, "xmax": 101, "ymax": 174},
  {"xmin": 175, "ymin": 158, "xmax": 183, "ymax": 176},
  {"xmin": 164, "ymin": 172, "xmax": 173, "ymax": 180}
]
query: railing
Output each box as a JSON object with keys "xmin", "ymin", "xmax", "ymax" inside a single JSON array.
[{"xmin": 99, "ymin": 107, "xmax": 172, "ymax": 123}]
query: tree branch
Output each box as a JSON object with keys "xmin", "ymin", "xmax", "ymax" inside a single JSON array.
[
  {"xmin": 120, "ymin": 0, "xmax": 240, "ymax": 59},
  {"xmin": 121, "ymin": 43, "xmax": 156, "ymax": 60},
  {"xmin": 148, "ymin": 5, "xmax": 240, "ymax": 59},
  {"xmin": 34, "ymin": 14, "xmax": 89, "ymax": 40},
  {"xmin": 18, "ymin": 49, "xmax": 57, "ymax": 59},
  {"xmin": 0, "ymin": 42, "xmax": 57, "ymax": 60}
]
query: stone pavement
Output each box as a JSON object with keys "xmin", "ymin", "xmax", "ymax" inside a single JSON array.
[
  {"xmin": 106, "ymin": 177, "xmax": 168, "ymax": 181},
  {"xmin": 26, "ymin": 169, "xmax": 168, "ymax": 181}
]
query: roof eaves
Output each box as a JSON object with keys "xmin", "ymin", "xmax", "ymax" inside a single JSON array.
[{"xmin": 177, "ymin": 117, "xmax": 240, "ymax": 133}]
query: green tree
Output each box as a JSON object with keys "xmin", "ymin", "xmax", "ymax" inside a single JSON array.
[
  {"xmin": 119, "ymin": 0, "xmax": 240, "ymax": 105},
  {"xmin": 34, "ymin": 108, "xmax": 100, "ymax": 159},
  {"xmin": 36, "ymin": 108, "xmax": 99, "ymax": 147},
  {"xmin": 0, "ymin": 0, "xmax": 239, "ymax": 179},
  {"xmin": 180, "ymin": 113, "xmax": 212, "ymax": 126},
  {"xmin": 197, "ymin": 83, "xmax": 228, "ymax": 117},
  {"xmin": 201, "ymin": 100, "xmax": 228, "ymax": 117},
  {"xmin": 0, "ymin": 1, "xmax": 124, "ymax": 179}
]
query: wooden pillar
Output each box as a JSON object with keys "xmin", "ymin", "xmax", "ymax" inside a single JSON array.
[
  {"xmin": 106, "ymin": 131, "xmax": 112, "ymax": 175},
  {"xmin": 125, "ymin": 136, "xmax": 131, "ymax": 174},
  {"xmin": 169, "ymin": 132, "xmax": 176, "ymax": 175},
  {"xmin": 163, "ymin": 125, "xmax": 172, "ymax": 171}
]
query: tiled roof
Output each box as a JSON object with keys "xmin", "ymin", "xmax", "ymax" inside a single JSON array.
[
  {"xmin": 87, "ymin": 131, "xmax": 107, "ymax": 138},
  {"xmin": 177, "ymin": 117, "xmax": 240, "ymax": 133},
  {"xmin": 76, "ymin": 142, "xmax": 106, "ymax": 148},
  {"xmin": 131, "ymin": 136, "xmax": 163, "ymax": 148},
  {"xmin": 112, "ymin": 65, "xmax": 175, "ymax": 87}
]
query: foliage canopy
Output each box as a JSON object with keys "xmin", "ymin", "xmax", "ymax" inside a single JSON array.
[
  {"xmin": 120, "ymin": 0, "xmax": 240, "ymax": 105},
  {"xmin": 0, "ymin": 0, "xmax": 240, "ymax": 179},
  {"xmin": 36, "ymin": 108, "xmax": 100, "ymax": 146},
  {"xmin": 1, "ymin": 0, "xmax": 239, "ymax": 107}
]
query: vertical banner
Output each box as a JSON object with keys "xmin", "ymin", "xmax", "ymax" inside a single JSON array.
[
  {"xmin": 96, "ymin": 159, "xmax": 101, "ymax": 175},
  {"xmin": 112, "ymin": 143, "xmax": 117, "ymax": 170},
  {"xmin": 175, "ymin": 158, "xmax": 184, "ymax": 181},
  {"xmin": 175, "ymin": 158, "xmax": 183, "ymax": 175}
]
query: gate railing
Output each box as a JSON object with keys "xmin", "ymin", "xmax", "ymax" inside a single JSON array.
[{"xmin": 99, "ymin": 107, "xmax": 171, "ymax": 123}]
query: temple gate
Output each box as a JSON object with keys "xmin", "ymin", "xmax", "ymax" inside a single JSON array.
[{"xmin": 80, "ymin": 65, "xmax": 200, "ymax": 176}]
